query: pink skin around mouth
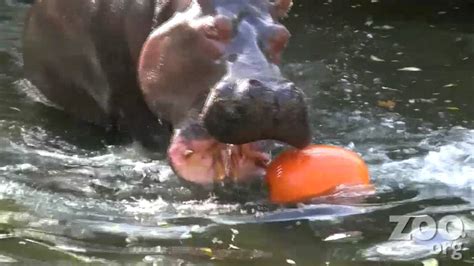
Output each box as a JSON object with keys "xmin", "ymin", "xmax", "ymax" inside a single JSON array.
[{"xmin": 168, "ymin": 133, "xmax": 271, "ymax": 186}]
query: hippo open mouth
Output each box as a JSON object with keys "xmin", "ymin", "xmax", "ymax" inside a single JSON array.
[{"xmin": 168, "ymin": 122, "xmax": 272, "ymax": 186}]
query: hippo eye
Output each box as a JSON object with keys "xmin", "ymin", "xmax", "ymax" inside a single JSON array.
[
  {"xmin": 230, "ymin": 11, "xmax": 247, "ymax": 36},
  {"xmin": 237, "ymin": 8, "xmax": 252, "ymax": 23},
  {"xmin": 227, "ymin": 53, "xmax": 238, "ymax": 63},
  {"xmin": 239, "ymin": 8, "xmax": 250, "ymax": 17},
  {"xmin": 257, "ymin": 39, "xmax": 265, "ymax": 52}
]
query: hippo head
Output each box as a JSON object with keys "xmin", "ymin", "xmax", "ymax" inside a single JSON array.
[{"xmin": 138, "ymin": 0, "xmax": 310, "ymax": 187}]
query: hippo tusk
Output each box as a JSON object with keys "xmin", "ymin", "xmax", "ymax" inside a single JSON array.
[{"xmin": 184, "ymin": 149, "xmax": 194, "ymax": 157}]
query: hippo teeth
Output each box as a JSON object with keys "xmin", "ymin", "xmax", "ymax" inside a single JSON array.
[
  {"xmin": 184, "ymin": 150, "xmax": 194, "ymax": 157},
  {"xmin": 212, "ymin": 145, "xmax": 232, "ymax": 182},
  {"xmin": 211, "ymin": 144, "xmax": 270, "ymax": 182},
  {"xmin": 213, "ymin": 150, "xmax": 227, "ymax": 182},
  {"xmin": 255, "ymin": 157, "xmax": 270, "ymax": 169}
]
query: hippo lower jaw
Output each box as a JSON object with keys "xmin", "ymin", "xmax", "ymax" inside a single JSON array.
[{"xmin": 168, "ymin": 124, "xmax": 271, "ymax": 187}]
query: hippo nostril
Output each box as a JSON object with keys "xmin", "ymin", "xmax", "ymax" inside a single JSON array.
[
  {"xmin": 248, "ymin": 79, "xmax": 263, "ymax": 87},
  {"xmin": 227, "ymin": 53, "xmax": 238, "ymax": 63}
]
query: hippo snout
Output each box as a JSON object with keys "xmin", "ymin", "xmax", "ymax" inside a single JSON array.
[{"xmin": 201, "ymin": 79, "xmax": 311, "ymax": 149}]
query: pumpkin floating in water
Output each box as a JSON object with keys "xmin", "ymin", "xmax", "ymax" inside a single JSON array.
[{"xmin": 266, "ymin": 145, "xmax": 371, "ymax": 204}]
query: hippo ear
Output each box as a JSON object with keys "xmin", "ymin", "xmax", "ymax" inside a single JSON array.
[{"xmin": 271, "ymin": 0, "xmax": 293, "ymax": 18}]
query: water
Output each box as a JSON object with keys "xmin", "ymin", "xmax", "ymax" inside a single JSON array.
[{"xmin": 1, "ymin": 0, "xmax": 474, "ymax": 265}]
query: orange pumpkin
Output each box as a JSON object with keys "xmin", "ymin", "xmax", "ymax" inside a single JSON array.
[{"xmin": 266, "ymin": 145, "xmax": 370, "ymax": 204}]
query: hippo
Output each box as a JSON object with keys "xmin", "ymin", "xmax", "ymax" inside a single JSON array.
[{"xmin": 23, "ymin": 0, "xmax": 311, "ymax": 187}]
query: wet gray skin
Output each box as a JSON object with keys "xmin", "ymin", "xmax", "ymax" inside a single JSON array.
[
  {"xmin": 202, "ymin": 15, "xmax": 310, "ymax": 148},
  {"xmin": 21, "ymin": 0, "xmax": 309, "ymax": 186}
]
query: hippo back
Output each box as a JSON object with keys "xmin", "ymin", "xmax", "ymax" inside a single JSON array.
[{"xmin": 23, "ymin": 0, "xmax": 177, "ymax": 147}]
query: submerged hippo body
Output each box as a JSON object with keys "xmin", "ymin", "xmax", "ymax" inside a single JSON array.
[{"xmin": 23, "ymin": 0, "xmax": 311, "ymax": 186}]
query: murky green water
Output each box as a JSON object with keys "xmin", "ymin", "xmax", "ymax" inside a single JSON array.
[{"xmin": 1, "ymin": 0, "xmax": 474, "ymax": 265}]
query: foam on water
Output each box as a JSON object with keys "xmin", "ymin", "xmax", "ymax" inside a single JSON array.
[{"xmin": 373, "ymin": 127, "xmax": 474, "ymax": 189}]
